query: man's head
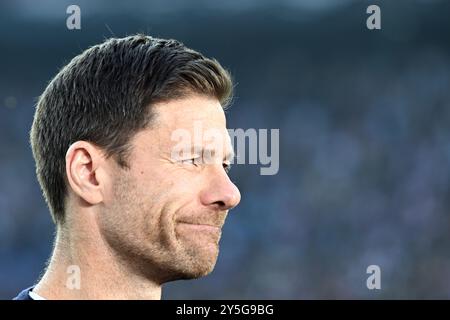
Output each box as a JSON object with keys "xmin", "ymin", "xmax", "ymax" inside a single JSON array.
[{"xmin": 30, "ymin": 35, "xmax": 241, "ymax": 282}]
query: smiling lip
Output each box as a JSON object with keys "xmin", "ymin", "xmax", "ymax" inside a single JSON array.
[{"xmin": 177, "ymin": 221, "xmax": 221, "ymax": 232}]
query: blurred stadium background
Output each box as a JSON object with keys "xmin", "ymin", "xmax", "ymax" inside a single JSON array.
[{"xmin": 1, "ymin": 0, "xmax": 450, "ymax": 299}]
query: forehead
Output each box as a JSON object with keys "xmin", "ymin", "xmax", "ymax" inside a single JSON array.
[
  {"xmin": 132, "ymin": 95, "xmax": 232, "ymax": 156},
  {"xmin": 153, "ymin": 95, "xmax": 226, "ymax": 131}
]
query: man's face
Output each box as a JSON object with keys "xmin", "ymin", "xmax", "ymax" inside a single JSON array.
[{"xmin": 98, "ymin": 95, "xmax": 241, "ymax": 283}]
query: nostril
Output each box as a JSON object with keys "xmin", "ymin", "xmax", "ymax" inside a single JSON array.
[{"xmin": 214, "ymin": 200, "xmax": 226, "ymax": 208}]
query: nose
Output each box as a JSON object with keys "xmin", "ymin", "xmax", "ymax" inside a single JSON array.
[{"xmin": 200, "ymin": 166, "xmax": 241, "ymax": 210}]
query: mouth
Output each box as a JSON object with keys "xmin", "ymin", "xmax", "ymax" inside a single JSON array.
[{"xmin": 177, "ymin": 221, "xmax": 222, "ymax": 233}]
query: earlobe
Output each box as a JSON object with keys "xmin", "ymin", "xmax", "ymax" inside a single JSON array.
[{"xmin": 65, "ymin": 141, "xmax": 104, "ymax": 205}]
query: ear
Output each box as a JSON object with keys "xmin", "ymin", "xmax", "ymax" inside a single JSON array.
[{"xmin": 65, "ymin": 141, "xmax": 105, "ymax": 205}]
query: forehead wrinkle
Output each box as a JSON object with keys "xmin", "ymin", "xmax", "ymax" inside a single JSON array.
[{"xmin": 153, "ymin": 97, "xmax": 226, "ymax": 129}]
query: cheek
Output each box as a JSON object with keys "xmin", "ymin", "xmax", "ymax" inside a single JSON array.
[
  {"xmin": 135, "ymin": 177, "xmax": 177, "ymax": 243},
  {"xmin": 105, "ymin": 170, "xmax": 152, "ymax": 229},
  {"xmin": 131, "ymin": 167, "xmax": 203, "ymax": 241}
]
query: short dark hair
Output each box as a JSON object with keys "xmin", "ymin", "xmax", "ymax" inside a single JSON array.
[{"xmin": 30, "ymin": 34, "xmax": 233, "ymax": 225}]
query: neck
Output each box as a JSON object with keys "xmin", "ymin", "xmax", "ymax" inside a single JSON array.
[{"xmin": 34, "ymin": 219, "xmax": 162, "ymax": 300}]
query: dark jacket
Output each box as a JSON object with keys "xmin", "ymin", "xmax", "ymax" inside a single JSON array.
[{"xmin": 13, "ymin": 287, "xmax": 34, "ymax": 300}]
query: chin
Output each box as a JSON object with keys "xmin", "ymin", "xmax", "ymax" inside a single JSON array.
[
  {"xmin": 163, "ymin": 263, "xmax": 217, "ymax": 283},
  {"xmin": 165, "ymin": 247, "xmax": 220, "ymax": 281},
  {"xmin": 177, "ymin": 264, "xmax": 216, "ymax": 280}
]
